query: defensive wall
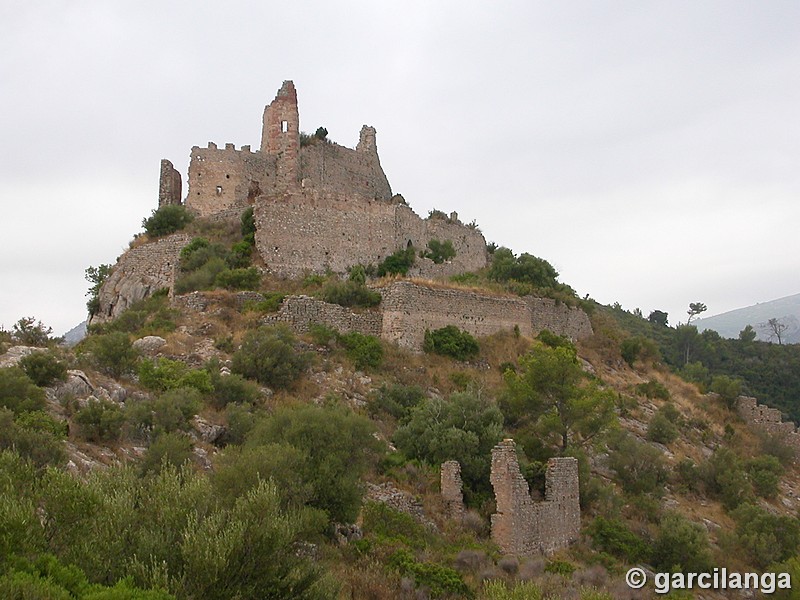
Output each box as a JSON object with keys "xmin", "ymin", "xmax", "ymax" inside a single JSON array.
[
  {"xmin": 440, "ymin": 439, "xmax": 580, "ymax": 555},
  {"xmin": 89, "ymin": 233, "xmax": 191, "ymax": 325},
  {"xmin": 736, "ymin": 396, "xmax": 800, "ymax": 455},
  {"xmin": 261, "ymin": 281, "xmax": 591, "ymax": 350}
]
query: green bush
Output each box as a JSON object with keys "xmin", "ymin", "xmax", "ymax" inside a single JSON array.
[
  {"xmin": 370, "ymin": 384, "xmax": 425, "ymax": 420},
  {"xmin": 536, "ymin": 329, "xmax": 574, "ymax": 350},
  {"xmin": 240, "ymin": 207, "xmax": 256, "ymax": 244},
  {"xmin": 710, "ymin": 375, "xmax": 743, "ymax": 409},
  {"xmin": 482, "ymin": 581, "xmax": 543, "ymax": 600},
  {"xmin": 89, "ymin": 290, "xmax": 176, "ymax": 337},
  {"xmin": 11, "ymin": 317, "xmax": 55, "ymax": 347},
  {"xmin": 179, "ymin": 237, "xmax": 227, "ymax": 271},
  {"xmin": 137, "ymin": 358, "xmax": 212, "ymax": 394},
  {"xmin": 308, "ymin": 323, "xmax": 338, "ymax": 347},
  {"xmin": 19, "ymin": 351, "xmax": 68, "ymax": 387},
  {"xmin": 647, "ymin": 405, "xmax": 680, "ymax": 445},
  {"xmin": 74, "ymin": 398, "xmax": 125, "ymax": 442},
  {"xmin": 587, "ymin": 516, "xmax": 650, "ymax": 563},
  {"xmin": 232, "ymin": 326, "xmax": 311, "ymax": 389},
  {"xmin": 245, "ymin": 404, "xmax": 383, "ymax": 523},
  {"xmin": 544, "ymin": 559, "xmax": 576, "ymax": 577},
  {"xmin": 140, "ymin": 432, "xmax": 194, "ymax": 476},
  {"xmin": 651, "ymin": 512, "xmax": 713, "ymax": 573},
  {"xmin": 422, "ymin": 239, "xmax": 456, "ymax": 264},
  {"xmin": 339, "ymin": 332, "xmax": 383, "ymax": 370},
  {"xmin": 245, "ymin": 291, "xmax": 285, "ymax": 313},
  {"xmin": 227, "ymin": 240, "xmax": 253, "ymax": 269},
  {"xmin": 0, "ymin": 367, "xmax": 46, "ymax": 414},
  {"xmin": 319, "ymin": 280, "xmax": 381, "ymax": 308},
  {"xmin": 0, "ymin": 408, "xmax": 66, "ymax": 468},
  {"xmin": 142, "ymin": 204, "xmax": 193, "ymax": 237},
  {"xmin": 215, "ymin": 267, "xmax": 261, "ymax": 290},
  {"xmin": 208, "ymin": 369, "xmax": 261, "ymax": 409},
  {"xmin": 361, "ymin": 502, "xmax": 430, "ymax": 547},
  {"xmin": 376, "ymin": 247, "xmax": 415, "ymax": 277},
  {"xmin": 746, "ymin": 455, "xmax": 783, "ymax": 499},
  {"xmin": 701, "ymin": 447, "xmax": 753, "ymax": 509},
  {"xmin": 731, "ymin": 503, "xmax": 800, "ymax": 569},
  {"xmin": 174, "ymin": 257, "xmax": 228, "ymax": 294},
  {"xmin": 620, "ymin": 337, "xmax": 642, "ymax": 367},
  {"xmin": 388, "ymin": 548, "xmax": 471, "ymax": 598},
  {"xmin": 607, "ymin": 433, "xmax": 668, "ymax": 496},
  {"xmin": 81, "ymin": 332, "xmax": 139, "ymax": 378},
  {"xmin": 634, "ymin": 379, "xmax": 670, "ymax": 400},
  {"xmin": 488, "ymin": 247, "xmax": 560, "ymax": 289},
  {"xmin": 423, "ymin": 325, "xmax": 479, "ymax": 361}
]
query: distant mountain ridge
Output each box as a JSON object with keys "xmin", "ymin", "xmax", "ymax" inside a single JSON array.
[{"xmin": 695, "ymin": 293, "xmax": 800, "ymax": 344}]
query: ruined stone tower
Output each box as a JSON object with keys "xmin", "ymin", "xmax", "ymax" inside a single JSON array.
[{"xmin": 261, "ymin": 80, "xmax": 300, "ymax": 190}]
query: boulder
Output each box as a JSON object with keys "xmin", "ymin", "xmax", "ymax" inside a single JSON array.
[
  {"xmin": 132, "ymin": 336, "xmax": 167, "ymax": 355},
  {"xmin": 0, "ymin": 345, "xmax": 46, "ymax": 368}
]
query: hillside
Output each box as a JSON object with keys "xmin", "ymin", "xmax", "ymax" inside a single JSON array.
[{"xmin": 695, "ymin": 293, "xmax": 800, "ymax": 344}]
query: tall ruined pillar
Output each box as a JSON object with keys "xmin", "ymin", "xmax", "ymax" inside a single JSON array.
[
  {"xmin": 158, "ymin": 159, "xmax": 182, "ymax": 207},
  {"xmin": 441, "ymin": 461, "xmax": 465, "ymax": 519},
  {"xmin": 541, "ymin": 457, "xmax": 581, "ymax": 552},
  {"xmin": 261, "ymin": 80, "xmax": 300, "ymax": 190},
  {"xmin": 490, "ymin": 439, "xmax": 535, "ymax": 555}
]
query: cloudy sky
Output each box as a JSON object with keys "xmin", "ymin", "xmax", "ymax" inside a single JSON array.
[{"xmin": 1, "ymin": 1, "xmax": 798, "ymax": 336}]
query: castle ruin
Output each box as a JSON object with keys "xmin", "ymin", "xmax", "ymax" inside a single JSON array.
[{"xmin": 737, "ymin": 396, "xmax": 800, "ymax": 457}]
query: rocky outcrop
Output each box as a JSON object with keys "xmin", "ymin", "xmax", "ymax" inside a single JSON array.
[{"xmin": 0, "ymin": 345, "xmax": 46, "ymax": 368}]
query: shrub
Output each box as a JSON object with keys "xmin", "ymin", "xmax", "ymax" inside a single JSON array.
[
  {"xmin": 544, "ymin": 559, "xmax": 576, "ymax": 577},
  {"xmin": 174, "ymin": 257, "xmax": 228, "ymax": 294},
  {"xmin": 634, "ymin": 379, "xmax": 670, "ymax": 400},
  {"xmin": 701, "ymin": 447, "xmax": 753, "ymax": 509},
  {"xmin": 370, "ymin": 385, "xmax": 424, "ymax": 421},
  {"xmin": 319, "ymin": 280, "xmax": 381, "ymax": 308},
  {"xmin": 207, "ymin": 368, "xmax": 260, "ymax": 410},
  {"xmin": 140, "ymin": 432, "xmax": 194, "ymax": 476},
  {"xmin": 246, "ymin": 292, "xmax": 285, "ymax": 313},
  {"xmin": 138, "ymin": 358, "xmax": 212, "ymax": 394},
  {"xmin": 179, "ymin": 237, "xmax": 227, "ymax": 272},
  {"xmin": 81, "ymin": 332, "xmax": 139, "ymax": 378},
  {"xmin": 587, "ymin": 516, "xmax": 650, "ymax": 563},
  {"xmin": 339, "ymin": 332, "xmax": 383, "ymax": 370},
  {"xmin": 12, "ymin": 317, "xmax": 55, "ymax": 346},
  {"xmin": 710, "ymin": 375, "xmax": 742, "ymax": 409},
  {"xmin": 388, "ymin": 548, "xmax": 471, "ymax": 598},
  {"xmin": 536, "ymin": 329, "xmax": 574, "ymax": 350},
  {"xmin": 215, "ymin": 267, "xmax": 261, "ymax": 290},
  {"xmin": 647, "ymin": 406, "xmax": 679, "ymax": 445},
  {"xmin": 231, "ymin": 326, "xmax": 311, "ymax": 389},
  {"xmin": 0, "ymin": 408, "xmax": 66, "ymax": 468},
  {"xmin": 308, "ymin": 323, "xmax": 338, "ymax": 347},
  {"xmin": 74, "ymin": 398, "xmax": 125, "ymax": 442},
  {"xmin": 0, "ymin": 367, "xmax": 46, "ymax": 414},
  {"xmin": 376, "ymin": 247, "xmax": 415, "ymax": 277},
  {"xmin": 488, "ymin": 247, "xmax": 560, "ymax": 289},
  {"xmin": 651, "ymin": 513, "xmax": 713, "ymax": 573},
  {"xmin": 607, "ymin": 433, "xmax": 668, "ymax": 496},
  {"xmin": 620, "ymin": 337, "xmax": 641, "ymax": 367},
  {"xmin": 89, "ymin": 290, "xmax": 175, "ymax": 337},
  {"xmin": 423, "ymin": 239, "xmax": 456, "ymax": 264},
  {"xmin": 142, "ymin": 204, "xmax": 193, "ymax": 237},
  {"xmin": 423, "ymin": 325, "xmax": 479, "ymax": 361},
  {"xmin": 227, "ymin": 240, "xmax": 253, "ymax": 268},
  {"xmin": 731, "ymin": 503, "xmax": 800, "ymax": 568},
  {"xmin": 19, "ymin": 351, "xmax": 68, "ymax": 387},
  {"xmin": 246, "ymin": 404, "xmax": 383, "ymax": 523},
  {"xmin": 746, "ymin": 455, "xmax": 783, "ymax": 499}
]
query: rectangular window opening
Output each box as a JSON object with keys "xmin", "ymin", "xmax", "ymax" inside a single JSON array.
[{"xmin": 281, "ymin": 120, "xmax": 288, "ymax": 133}]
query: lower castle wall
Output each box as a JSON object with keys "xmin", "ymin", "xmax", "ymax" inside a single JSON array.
[
  {"xmin": 90, "ymin": 233, "xmax": 191, "ymax": 325},
  {"xmin": 263, "ymin": 295, "xmax": 383, "ymax": 336},
  {"xmin": 737, "ymin": 396, "xmax": 800, "ymax": 455}
]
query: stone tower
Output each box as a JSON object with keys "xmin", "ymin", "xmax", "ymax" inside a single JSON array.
[{"xmin": 261, "ymin": 80, "xmax": 300, "ymax": 190}]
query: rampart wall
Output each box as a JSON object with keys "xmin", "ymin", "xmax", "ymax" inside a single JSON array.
[
  {"xmin": 526, "ymin": 297, "xmax": 594, "ymax": 342},
  {"xmin": 253, "ymin": 193, "xmax": 488, "ymax": 279},
  {"xmin": 90, "ymin": 233, "xmax": 191, "ymax": 325},
  {"xmin": 737, "ymin": 396, "xmax": 800, "ymax": 455},
  {"xmin": 263, "ymin": 295, "xmax": 383, "ymax": 337},
  {"xmin": 489, "ymin": 439, "xmax": 580, "ymax": 555}
]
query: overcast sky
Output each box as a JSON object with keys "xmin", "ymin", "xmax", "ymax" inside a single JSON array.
[{"xmin": 1, "ymin": 1, "xmax": 798, "ymax": 336}]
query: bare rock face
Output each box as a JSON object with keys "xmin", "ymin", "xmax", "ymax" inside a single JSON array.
[
  {"xmin": 89, "ymin": 233, "xmax": 190, "ymax": 325},
  {"xmin": 56, "ymin": 370, "xmax": 96, "ymax": 400},
  {"xmin": 0, "ymin": 346, "xmax": 46, "ymax": 368},
  {"xmin": 191, "ymin": 416, "xmax": 226, "ymax": 445},
  {"xmin": 132, "ymin": 336, "xmax": 167, "ymax": 355}
]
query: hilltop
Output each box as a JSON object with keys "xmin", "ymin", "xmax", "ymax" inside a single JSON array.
[{"xmin": 695, "ymin": 293, "xmax": 800, "ymax": 345}]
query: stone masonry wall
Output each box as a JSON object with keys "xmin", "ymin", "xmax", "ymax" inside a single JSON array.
[
  {"xmin": 158, "ymin": 159, "xmax": 182, "ymax": 207},
  {"xmin": 526, "ymin": 297, "xmax": 593, "ymax": 341},
  {"xmin": 185, "ymin": 143, "xmax": 270, "ymax": 217},
  {"xmin": 263, "ymin": 295, "xmax": 383, "ymax": 337},
  {"xmin": 736, "ymin": 396, "xmax": 800, "ymax": 455},
  {"xmin": 489, "ymin": 439, "xmax": 580, "ymax": 555},
  {"xmin": 298, "ymin": 125, "xmax": 392, "ymax": 201},
  {"xmin": 253, "ymin": 192, "xmax": 488, "ymax": 279},
  {"xmin": 90, "ymin": 233, "xmax": 191, "ymax": 325},
  {"xmin": 440, "ymin": 461, "xmax": 465, "ymax": 519}
]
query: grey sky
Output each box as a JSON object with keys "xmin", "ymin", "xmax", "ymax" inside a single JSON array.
[{"xmin": 1, "ymin": 1, "xmax": 798, "ymax": 335}]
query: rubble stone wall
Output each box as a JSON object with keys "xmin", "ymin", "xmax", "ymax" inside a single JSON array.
[
  {"xmin": 440, "ymin": 461, "xmax": 465, "ymax": 519},
  {"xmin": 158, "ymin": 159, "xmax": 182, "ymax": 207},
  {"xmin": 263, "ymin": 295, "xmax": 383, "ymax": 337},
  {"xmin": 737, "ymin": 396, "xmax": 800, "ymax": 455},
  {"xmin": 489, "ymin": 439, "xmax": 580, "ymax": 555}
]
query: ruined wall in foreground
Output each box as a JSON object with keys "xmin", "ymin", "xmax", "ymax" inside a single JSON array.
[
  {"xmin": 737, "ymin": 396, "xmax": 800, "ymax": 455},
  {"xmin": 90, "ymin": 233, "xmax": 191, "ymax": 325},
  {"xmin": 490, "ymin": 439, "xmax": 580, "ymax": 555}
]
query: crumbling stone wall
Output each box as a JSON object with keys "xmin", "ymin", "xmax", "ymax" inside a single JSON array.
[
  {"xmin": 440, "ymin": 461, "xmax": 465, "ymax": 519},
  {"xmin": 261, "ymin": 80, "xmax": 300, "ymax": 190},
  {"xmin": 185, "ymin": 143, "xmax": 270, "ymax": 217},
  {"xmin": 737, "ymin": 396, "xmax": 800, "ymax": 455},
  {"xmin": 489, "ymin": 439, "xmax": 580, "ymax": 555},
  {"xmin": 89, "ymin": 233, "xmax": 191, "ymax": 324},
  {"xmin": 379, "ymin": 281, "xmax": 592, "ymax": 350},
  {"xmin": 298, "ymin": 125, "xmax": 392, "ymax": 201},
  {"xmin": 263, "ymin": 295, "xmax": 383, "ymax": 337},
  {"xmin": 253, "ymin": 192, "xmax": 488, "ymax": 279},
  {"xmin": 158, "ymin": 159, "xmax": 182, "ymax": 207}
]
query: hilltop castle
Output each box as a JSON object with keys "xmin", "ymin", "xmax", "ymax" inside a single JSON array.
[
  {"xmin": 159, "ymin": 80, "xmax": 488, "ymax": 279},
  {"xmin": 92, "ymin": 81, "xmax": 592, "ymax": 347}
]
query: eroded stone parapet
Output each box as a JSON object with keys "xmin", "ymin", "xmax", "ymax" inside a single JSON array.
[{"xmin": 441, "ymin": 460, "xmax": 465, "ymax": 519}]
